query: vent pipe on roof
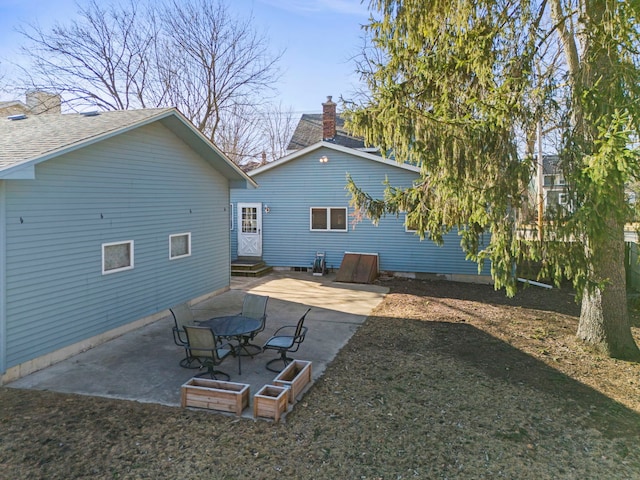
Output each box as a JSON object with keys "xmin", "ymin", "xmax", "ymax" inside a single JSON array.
[{"xmin": 7, "ymin": 114, "xmax": 27, "ymax": 121}]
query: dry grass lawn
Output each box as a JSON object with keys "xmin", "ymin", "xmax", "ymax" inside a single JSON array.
[{"xmin": 1, "ymin": 277, "xmax": 639, "ymax": 479}]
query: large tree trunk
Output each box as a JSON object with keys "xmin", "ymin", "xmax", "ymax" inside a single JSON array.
[
  {"xmin": 552, "ymin": 0, "xmax": 640, "ymax": 360},
  {"xmin": 577, "ymin": 215, "xmax": 640, "ymax": 360}
]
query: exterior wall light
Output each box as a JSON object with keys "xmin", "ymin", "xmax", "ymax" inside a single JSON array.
[{"xmin": 319, "ymin": 156, "xmax": 329, "ymax": 163}]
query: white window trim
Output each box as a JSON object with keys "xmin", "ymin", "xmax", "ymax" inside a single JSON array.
[
  {"xmin": 169, "ymin": 232, "xmax": 191, "ymax": 260},
  {"xmin": 102, "ymin": 240, "xmax": 134, "ymax": 275},
  {"xmin": 404, "ymin": 213, "xmax": 417, "ymax": 233},
  {"xmin": 309, "ymin": 206, "xmax": 348, "ymax": 232}
]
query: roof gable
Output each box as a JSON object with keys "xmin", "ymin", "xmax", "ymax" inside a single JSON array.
[
  {"xmin": 247, "ymin": 141, "xmax": 420, "ymax": 177},
  {"xmin": 0, "ymin": 108, "xmax": 256, "ymax": 188}
]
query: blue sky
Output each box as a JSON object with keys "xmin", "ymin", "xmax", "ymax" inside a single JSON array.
[{"xmin": 0, "ymin": 0, "xmax": 371, "ymax": 114}]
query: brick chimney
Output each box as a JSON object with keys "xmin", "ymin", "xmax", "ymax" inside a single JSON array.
[{"xmin": 322, "ymin": 95, "xmax": 337, "ymax": 141}]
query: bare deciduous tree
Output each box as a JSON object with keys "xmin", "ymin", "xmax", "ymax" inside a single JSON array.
[
  {"xmin": 215, "ymin": 102, "xmax": 297, "ymax": 167},
  {"xmin": 18, "ymin": 0, "xmax": 157, "ymax": 110},
  {"xmin": 157, "ymin": 0, "xmax": 282, "ymax": 142},
  {"xmin": 214, "ymin": 103, "xmax": 264, "ymax": 165},
  {"xmin": 260, "ymin": 102, "xmax": 297, "ymax": 162},
  {"xmin": 15, "ymin": 0, "xmax": 283, "ymax": 162}
]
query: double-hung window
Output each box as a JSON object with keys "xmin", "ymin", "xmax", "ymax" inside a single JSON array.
[{"xmin": 310, "ymin": 207, "xmax": 348, "ymax": 232}]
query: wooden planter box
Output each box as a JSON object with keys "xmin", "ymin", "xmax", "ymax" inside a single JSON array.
[
  {"xmin": 273, "ymin": 360, "xmax": 312, "ymax": 404},
  {"xmin": 181, "ymin": 378, "xmax": 249, "ymax": 416},
  {"xmin": 253, "ymin": 385, "xmax": 289, "ymax": 421}
]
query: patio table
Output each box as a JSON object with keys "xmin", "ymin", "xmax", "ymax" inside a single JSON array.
[{"xmin": 198, "ymin": 315, "xmax": 262, "ymax": 375}]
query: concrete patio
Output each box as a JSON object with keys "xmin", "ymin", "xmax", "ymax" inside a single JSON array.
[{"xmin": 7, "ymin": 271, "xmax": 388, "ymax": 418}]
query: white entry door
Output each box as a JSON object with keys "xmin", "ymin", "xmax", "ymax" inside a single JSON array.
[{"xmin": 237, "ymin": 202, "xmax": 262, "ymax": 257}]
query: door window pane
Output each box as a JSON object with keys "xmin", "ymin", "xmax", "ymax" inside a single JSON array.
[{"xmin": 242, "ymin": 207, "xmax": 257, "ymax": 233}]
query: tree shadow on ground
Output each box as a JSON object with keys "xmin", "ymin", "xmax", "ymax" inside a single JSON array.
[
  {"xmin": 384, "ymin": 277, "xmax": 640, "ymax": 329},
  {"xmin": 380, "ymin": 277, "xmax": 580, "ymax": 316},
  {"xmin": 385, "ymin": 316, "xmax": 640, "ymax": 439}
]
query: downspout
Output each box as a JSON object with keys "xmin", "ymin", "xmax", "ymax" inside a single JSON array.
[{"xmin": 0, "ymin": 180, "xmax": 6, "ymax": 376}]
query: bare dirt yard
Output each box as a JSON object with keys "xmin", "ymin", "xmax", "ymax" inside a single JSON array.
[{"xmin": 1, "ymin": 277, "xmax": 639, "ymax": 479}]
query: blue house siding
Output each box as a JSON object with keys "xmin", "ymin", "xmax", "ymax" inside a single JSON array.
[
  {"xmin": 4, "ymin": 122, "xmax": 231, "ymax": 368},
  {"xmin": 231, "ymin": 145, "xmax": 488, "ymax": 277}
]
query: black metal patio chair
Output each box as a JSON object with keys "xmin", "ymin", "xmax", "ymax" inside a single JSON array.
[
  {"xmin": 237, "ymin": 293, "xmax": 269, "ymax": 355},
  {"xmin": 170, "ymin": 303, "xmax": 202, "ymax": 369},
  {"xmin": 262, "ymin": 308, "xmax": 310, "ymax": 372},
  {"xmin": 183, "ymin": 325, "xmax": 234, "ymax": 381}
]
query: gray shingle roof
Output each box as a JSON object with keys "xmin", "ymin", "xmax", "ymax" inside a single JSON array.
[
  {"xmin": 287, "ymin": 113, "xmax": 366, "ymax": 150},
  {"xmin": 0, "ymin": 108, "xmax": 174, "ymax": 170},
  {"xmin": 0, "ymin": 100, "xmax": 26, "ymax": 110}
]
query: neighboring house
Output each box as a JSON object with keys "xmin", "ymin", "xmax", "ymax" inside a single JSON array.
[
  {"xmin": 286, "ymin": 96, "xmax": 378, "ymax": 154},
  {"xmin": 540, "ymin": 155, "xmax": 639, "ymax": 213},
  {"xmin": 531, "ymin": 155, "xmax": 640, "ymax": 290},
  {"xmin": 231, "ymin": 141, "xmax": 490, "ymax": 280},
  {"xmin": 0, "ymin": 90, "xmax": 62, "ymax": 117},
  {"xmin": 527, "ymin": 154, "xmax": 570, "ymax": 221},
  {"xmin": 541, "ymin": 155, "xmax": 569, "ymax": 209},
  {"xmin": 0, "ymin": 107, "xmax": 255, "ymax": 383}
]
